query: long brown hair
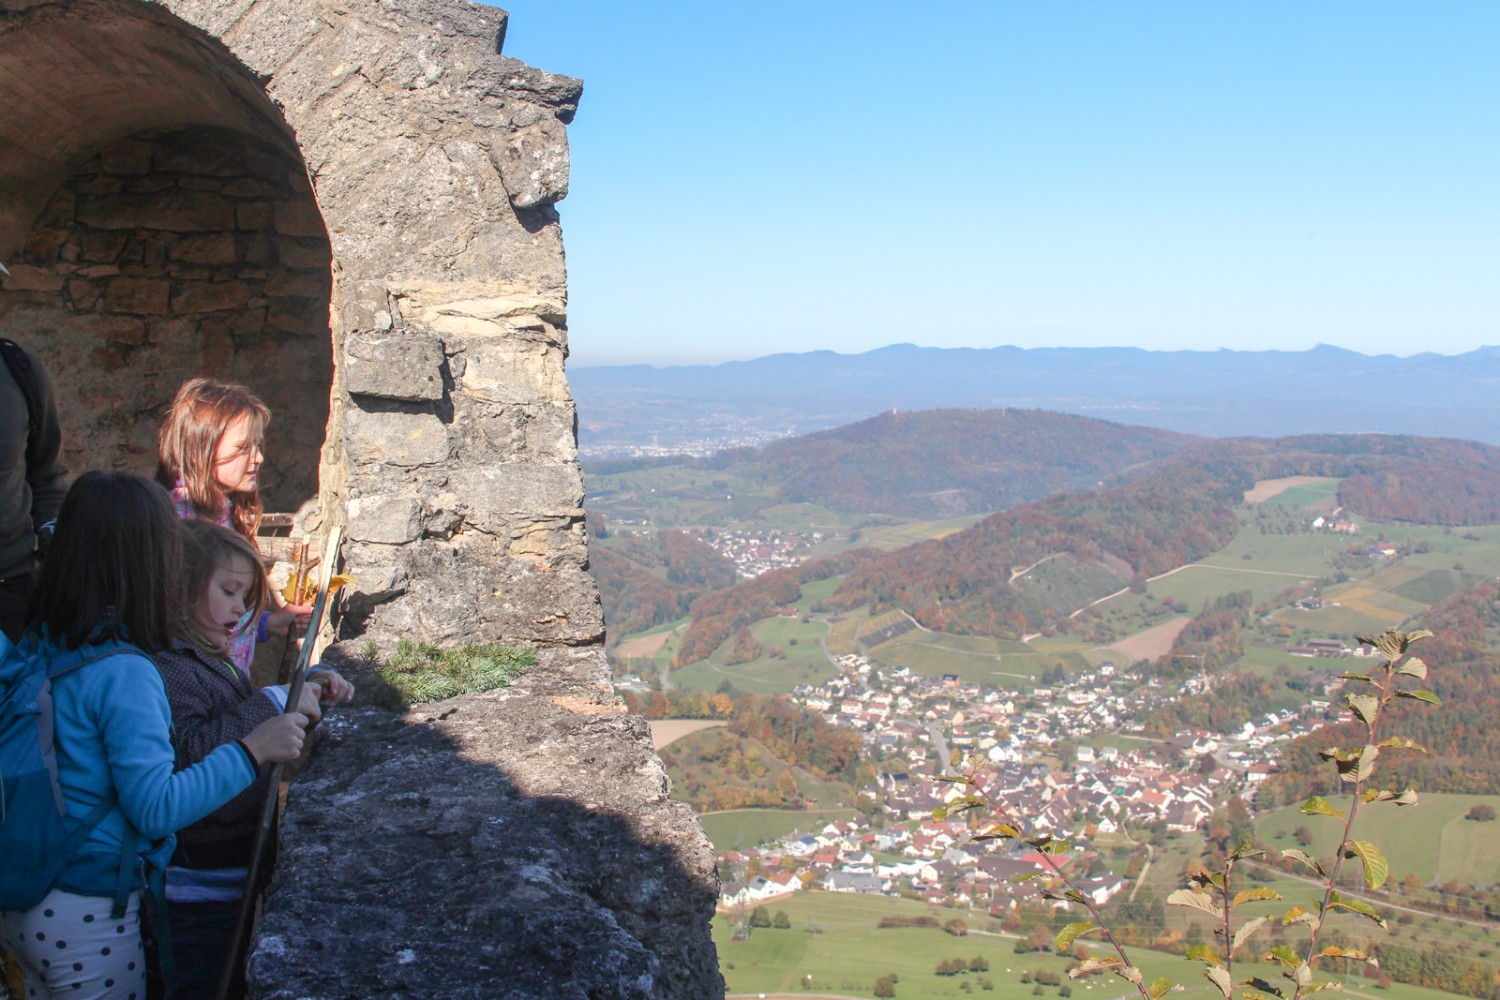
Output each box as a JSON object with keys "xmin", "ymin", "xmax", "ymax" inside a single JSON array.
[
  {"xmin": 26, "ymin": 472, "xmax": 182, "ymax": 653},
  {"xmin": 157, "ymin": 378, "xmax": 269, "ymax": 543},
  {"xmin": 178, "ymin": 519, "xmax": 271, "ymax": 654}
]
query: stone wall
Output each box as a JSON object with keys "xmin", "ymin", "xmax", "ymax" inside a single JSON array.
[
  {"xmin": 0, "ymin": 0, "xmax": 721, "ymax": 995},
  {"xmin": 0, "ymin": 128, "xmax": 329, "ymax": 508}
]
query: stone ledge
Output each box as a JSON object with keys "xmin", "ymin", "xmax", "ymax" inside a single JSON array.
[{"xmin": 249, "ymin": 644, "xmax": 724, "ymax": 999}]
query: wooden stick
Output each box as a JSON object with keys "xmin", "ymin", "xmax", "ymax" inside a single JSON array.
[{"xmin": 215, "ymin": 526, "xmax": 342, "ymax": 1000}]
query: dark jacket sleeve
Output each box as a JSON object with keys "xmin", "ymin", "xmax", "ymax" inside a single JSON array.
[{"xmin": 25, "ymin": 350, "xmax": 66, "ymax": 540}]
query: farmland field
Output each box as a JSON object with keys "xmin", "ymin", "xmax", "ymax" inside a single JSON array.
[
  {"xmin": 1258, "ymin": 792, "xmax": 1500, "ymax": 887},
  {"xmin": 715, "ymin": 889, "xmax": 1472, "ymax": 999}
]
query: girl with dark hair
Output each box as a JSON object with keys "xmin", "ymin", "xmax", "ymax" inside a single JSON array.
[
  {"xmin": 156, "ymin": 378, "xmax": 313, "ymax": 673},
  {"xmin": 0, "ymin": 472, "xmax": 309, "ymax": 1000},
  {"xmin": 153, "ymin": 520, "xmax": 351, "ymax": 999}
]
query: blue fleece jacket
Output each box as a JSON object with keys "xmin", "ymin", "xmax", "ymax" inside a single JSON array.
[{"xmin": 43, "ymin": 639, "xmax": 258, "ymax": 897}]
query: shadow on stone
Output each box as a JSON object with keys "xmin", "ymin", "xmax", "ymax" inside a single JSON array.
[{"xmin": 248, "ymin": 646, "xmax": 723, "ymax": 999}]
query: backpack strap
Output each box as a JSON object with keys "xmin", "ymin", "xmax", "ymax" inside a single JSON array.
[{"xmin": 0, "ymin": 337, "xmax": 41, "ymax": 471}]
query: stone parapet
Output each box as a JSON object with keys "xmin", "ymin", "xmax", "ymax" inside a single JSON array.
[{"xmin": 251, "ymin": 646, "xmax": 723, "ymax": 999}]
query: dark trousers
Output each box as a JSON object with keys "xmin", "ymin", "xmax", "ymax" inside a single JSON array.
[
  {"xmin": 0, "ymin": 573, "xmax": 31, "ymax": 642},
  {"xmin": 166, "ymin": 898, "xmax": 242, "ymax": 1000}
]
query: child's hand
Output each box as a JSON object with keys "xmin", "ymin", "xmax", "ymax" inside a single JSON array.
[
  {"xmin": 312, "ymin": 668, "xmax": 355, "ymax": 705},
  {"xmin": 295, "ymin": 682, "xmax": 324, "ymax": 724},
  {"xmin": 267, "ymin": 603, "xmax": 314, "ymax": 637},
  {"xmin": 242, "ymin": 713, "xmax": 308, "ymax": 764}
]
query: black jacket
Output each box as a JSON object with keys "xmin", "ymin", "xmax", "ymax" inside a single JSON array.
[
  {"xmin": 0, "ymin": 340, "xmax": 66, "ymax": 580},
  {"xmin": 154, "ymin": 639, "xmax": 278, "ymax": 870}
]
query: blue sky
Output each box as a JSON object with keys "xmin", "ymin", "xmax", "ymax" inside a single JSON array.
[{"xmin": 498, "ymin": 2, "xmax": 1498, "ymax": 367}]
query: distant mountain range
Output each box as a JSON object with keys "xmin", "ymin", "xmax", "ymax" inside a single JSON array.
[{"xmin": 569, "ymin": 343, "xmax": 1500, "ymax": 454}]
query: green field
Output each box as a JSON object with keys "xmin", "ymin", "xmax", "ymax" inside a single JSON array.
[
  {"xmin": 715, "ymin": 889, "xmax": 1472, "ymax": 999},
  {"xmin": 1258, "ymin": 792, "xmax": 1500, "ymax": 887},
  {"xmin": 871, "ymin": 629, "xmax": 1090, "ymax": 688},
  {"xmin": 668, "ymin": 613, "xmax": 838, "ymax": 694},
  {"xmin": 698, "ymin": 808, "xmax": 857, "ymax": 851}
]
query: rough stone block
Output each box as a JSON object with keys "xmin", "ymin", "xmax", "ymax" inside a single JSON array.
[
  {"xmin": 443, "ymin": 463, "xmax": 584, "ymax": 524},
  {"xmin": 168, "ymin": 232, "xmax": 238, "ymax": 265},
  {"xmin": 1, "ymin": 265, "xmax": 64, "ymax": 293},
  {"xmin": 343, "ymin": 332, "xmax": 445, "ymax": 402},
  {"xmin": 342, "ymin": 281, "xmax": 395, "ymax": 333},
  {"xmin": 494, "ymin": 117, "xmax": 570, "ymax": 210},
  {"xmin": 79, "ymin": 230, "xmax": 129, "ymax": 263},
  {"xmin": 76, "ymin": 191, "xmax": 235, "ymax": 232},
  {"xmin": 23, "ymin": 227, "xmax": 69, "ymax": 260},
  {"xmin": 236, "ymin": 201, "xmax": 275, "ymax": 231},
  {"xmin": 457, "ymin": 339, "xmax": 562, "ymax": 404},
  {"xmin": 103, "ymin": 277, "xmax": 170, "ymax": 314},
  {"xmin": 476, "ymin": 565, "xmax": 603, "ymax": 644},
  {"xmin": 344, "ymin": 408, "xmax": 451, "ymax": 468},
  {"xmin": 347, "ymin": 494, "xmax": 423, "ymax": 545},
  {"xmin": 171, "ymin": 281, "xmax": 251, "ymax": 314}
]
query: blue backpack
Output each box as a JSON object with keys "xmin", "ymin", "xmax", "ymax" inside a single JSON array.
[{"xmin": 0, "ymin": 632, "xmax": 138, "ymax": 913}]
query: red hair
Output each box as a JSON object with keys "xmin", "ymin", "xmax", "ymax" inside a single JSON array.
[{"xmin": 157, "ymin": 378, "xmax": 269, "ymax": 543}]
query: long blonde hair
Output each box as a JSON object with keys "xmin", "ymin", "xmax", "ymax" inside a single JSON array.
[
  {"xmin": 157, "ymin": 378, "xmax": 269, "ymax": 543},
  {"xmin": 178, "ymin": 519, "xmax": 270, "ymax": 653}
]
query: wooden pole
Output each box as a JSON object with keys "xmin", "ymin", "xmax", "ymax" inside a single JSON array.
[{"xmin": 214, "ymin": 526, "xmax": 342, "ymax": 1000}]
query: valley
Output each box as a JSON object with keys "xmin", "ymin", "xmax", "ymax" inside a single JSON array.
[{"xmin": 586, "ymin": 412, "xmax": 1500, "ymax": 999}]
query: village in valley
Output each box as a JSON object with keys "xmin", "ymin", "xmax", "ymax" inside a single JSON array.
[{"xmin": 715, "ymin": 644, "xmax": 1364, "ymax": 920}]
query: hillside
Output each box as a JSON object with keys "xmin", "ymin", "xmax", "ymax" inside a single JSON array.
[
  {"xmin": 754, "ymin": 408, "xmax": 1197, "ymax": 518},
  {"xmin": 822, "ymin": 433, "xmax": 1500, "ymax": 640},
  {"xmin": 587, "ymin": 407, "xmax": 1200, "ymax": 522}
]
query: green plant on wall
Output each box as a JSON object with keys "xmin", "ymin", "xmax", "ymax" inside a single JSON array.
[{"xmin": 366, "ymin": 638, "xmax": 535, "ymax": 708}]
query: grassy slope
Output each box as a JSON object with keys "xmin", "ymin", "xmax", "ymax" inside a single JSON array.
[{"xmin": 716, "ymin": 889, "xmax": 1472, "ymax": 999}]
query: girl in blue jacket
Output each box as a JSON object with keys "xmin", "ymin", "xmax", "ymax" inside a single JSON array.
[{"xmin": 0, "ymin": 472, "xmax": 308, "ymax": 1000}]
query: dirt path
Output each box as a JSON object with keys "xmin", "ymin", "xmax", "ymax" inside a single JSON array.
[
  {"xmin": 1109, "ymin": 616, "xmax": 1192, "ymax": 661},
  {"xmin": 1243, "ymin": 475, "xmax": 1330, "ymax": 504},
  {"xmin": 648, "ymin": 719, "xmax": 726, "ymax": 750}
]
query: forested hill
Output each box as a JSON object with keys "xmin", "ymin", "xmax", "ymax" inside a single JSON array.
[
  {"xmin": 820, "ymin": 434, "xmax": 1500, "ymax": 640},
  {"xmin": 754, "ymin": 409, "xmax": 1197, "ymax": 518},
  {"xmin": 590, "ymin": 408, "xmax": 1200, "ymax": 520}
]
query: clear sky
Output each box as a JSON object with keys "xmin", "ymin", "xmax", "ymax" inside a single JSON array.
[{"xmin": 497, "ymin": 2, "xmax": 1498, "ymax": 367}]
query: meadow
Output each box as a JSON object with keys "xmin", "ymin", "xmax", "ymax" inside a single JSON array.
[{"xmin": 715, "ymin": 889, "xmax": 1469, "ymax": 1000}]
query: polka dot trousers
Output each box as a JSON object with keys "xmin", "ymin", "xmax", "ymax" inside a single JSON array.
[{"xmin": 1, "ymin": 889, "xmax": 145, "ymax": 1000}]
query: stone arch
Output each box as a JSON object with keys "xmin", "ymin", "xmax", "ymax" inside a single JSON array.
[{"xmin": 0, "ymin": 0, "xmax": 331, "ymax": 510}]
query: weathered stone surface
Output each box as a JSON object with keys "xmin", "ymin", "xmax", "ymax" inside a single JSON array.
[
  {"xmin": 444, "ymin": 463, "xmax": 584, "ymax": 522},
  {"xmin": 251, "ymin": 647, "xmax": 721, "ymax": 1000},
  {"xmin": 76, "ymin": 191, "xmax": 235, "ymax": 232},
  {"xmin": 171, "ymin": 280, "xmax": 250, "ymax": 314},
  {"xmin": 343, "ymin": 408, "xmax": 452, "ymax": 468},
  {"xmin": 495, "ymin": 116, "xmax": 571, "ymax": 210},
  {"xmin": 456, "ymin": 338, "xmax": 566, "ymax": 404},
  {"xmin": 347, "ymin": 493, "xmax": 422, "ymax": 545},
  {"xmin": 103, "ymin": 276, "xmax": 170, "ymax": 314},
  {"xmin": 344, "ymin": 331, "xmax": 446, "ymax": 401}
]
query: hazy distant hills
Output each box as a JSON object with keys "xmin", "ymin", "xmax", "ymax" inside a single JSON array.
[{"xmin": 570, "ymin": 343, "xmax": 1500, "ymax": 454}]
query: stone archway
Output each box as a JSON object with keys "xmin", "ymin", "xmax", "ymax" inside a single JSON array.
[{"xmin": 0, "ymin": 0, "xmax": 330, "ymax": 511}]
